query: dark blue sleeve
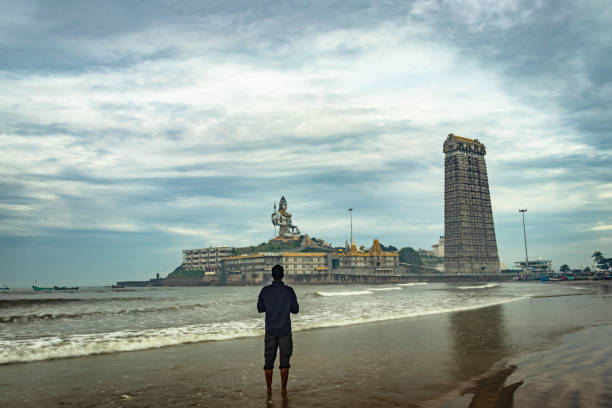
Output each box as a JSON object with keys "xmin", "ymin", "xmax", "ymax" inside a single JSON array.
[
  {"xmin": 257, "ymin": 289, "xmax": 265, "ymax": 313},
  {"xmin": 290, "ymin": 288, "xmax": 299, "ymax": 314}
]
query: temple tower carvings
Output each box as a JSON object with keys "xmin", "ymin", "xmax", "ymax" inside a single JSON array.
[{"xmin": 443, "ymin": 134, "xmax": 500, "ymax": 274}]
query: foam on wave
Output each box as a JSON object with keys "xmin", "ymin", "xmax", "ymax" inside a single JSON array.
[
  {"xmin": 0, "ymin": 319, "xmax": 263, "ymax": 365},
  {"xmin": 457, "ymin": 283, "xmax": 499, "ymax": 290},
  {"xmin": 315, "ymin": 290, "xmax": 373, "ymax": 297},
  {"xmin": 367, "ymin": 287, "xmax": 402, "ymax": 291}
]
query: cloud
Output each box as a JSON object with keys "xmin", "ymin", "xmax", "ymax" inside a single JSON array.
[{"xmin": 0, "ymin": 1, "xmax": 610, "ymax": 284}]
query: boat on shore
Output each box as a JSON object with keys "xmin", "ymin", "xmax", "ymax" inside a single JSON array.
[{"xmin": 32, "ymin": 285, "xmax": 79, "ymax": 290}]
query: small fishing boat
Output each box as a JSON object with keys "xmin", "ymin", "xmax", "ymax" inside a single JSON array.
[
  {"xmin": 32, "ymin": 285, "xmax": 54, "ymax": 291},
  {"xmin": 0, "ymin": 285, "xmax": 9, "ymax": 290},
  {"xmin": 54, "ymin": 286, "xmax": 79, "ymax": 290},
  {"xmin": 111, "ymin": 284, "xmax": 124, "ymax": 289}
]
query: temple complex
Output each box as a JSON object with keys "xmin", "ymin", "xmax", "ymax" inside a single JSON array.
[
  {"xmin": 443, "ymin": 134, "xmax": 500, "ymax": 274},
  {"xmin": 172, "ymin": 139, "xmax": 508, "ymax": 286},
  {"xmin": 220, "ymin": 238, "xmax": 401, "ymax": 284}
]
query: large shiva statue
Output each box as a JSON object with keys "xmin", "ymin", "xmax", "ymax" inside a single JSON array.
[{"xmin": 271, "ymin": 196, "xmax": 301, "ymax": 238}]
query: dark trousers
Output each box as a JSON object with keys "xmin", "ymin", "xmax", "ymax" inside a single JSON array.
[{"xmin": 264, "ymin": 333, "xmax": 293, "ymax": 370}]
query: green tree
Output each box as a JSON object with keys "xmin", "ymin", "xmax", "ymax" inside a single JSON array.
[
  {"xmin": 380, "ymin": 243, "xmax": 398, "ymax": 252},
  {"xmin": 559, "ymin": 264, "xmax": 570, "ymax": 273},
  {"xmin": 399, "ymin": 247, "xmax": 422, "ymax": 265},
  {"xmin": 167, "ymin": 264, "xmax": 205, "ymax": 279}
]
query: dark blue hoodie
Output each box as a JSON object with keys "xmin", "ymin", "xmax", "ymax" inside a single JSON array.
[{"xmin": 257, "ymin": 280, "xmax": 299, "ymax": 336}]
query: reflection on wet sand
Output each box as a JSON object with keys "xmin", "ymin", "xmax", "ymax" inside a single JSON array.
[
  {"xmin": 450, "ymin": 305, "xmax": 509, "ymax": 379},
  {"xmin": 448, "ymin": 305, "xmax": 525, "ymax": 407},
  {"xmin": 266, "ymin": 392, "xmax": 290, "ymax": 408}
]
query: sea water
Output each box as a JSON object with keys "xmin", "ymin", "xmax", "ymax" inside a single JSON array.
[{"xmin": 0, "ymin": 282, "xmax": 583, "ymax": 365}]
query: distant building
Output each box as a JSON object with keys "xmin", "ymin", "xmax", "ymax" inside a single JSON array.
[
  {"xmin": 222, "ymin": 253, "xmax": 280, "ymax": 283},
  {"xmin": 221, "ymin": 252, "xmax": 331, "ymax": 283},
  {"xmin": 514, "ymin": 259, "xmax": 553, "ymax": 274},
  {"xmin": 417, "ymin": 248, "xmax": 432, "ymax": 257},
  {"xmin": 281, "ymin": 252, "xmax": 330, "ymax": 275},
  {"xmin": 219, "ymin": 239, "xmax": 401, "ymax": 284},
  {"xmin": 182, "ymin": 246, "xmax": 235, "ymax": 274},
  {"xmin": 431, "ymin": 236, "xmax": 444, "ymax": 258}
]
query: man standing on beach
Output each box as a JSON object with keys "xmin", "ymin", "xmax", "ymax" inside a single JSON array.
[{"xmin": 257, "ymin": 264, "xmax": 299, "ymax": 394}]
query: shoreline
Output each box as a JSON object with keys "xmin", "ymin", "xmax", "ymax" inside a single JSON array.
[
  {"xmin": 0, "ymin": 282, "xmax": 609, "ymax": 407},
  {"xmin": 4, "ymin": 279, "xmax": 606, "ymax": 291},
  {"xmin": 0, "ymin": 289, "xmax": 527, "ymax": 366}
]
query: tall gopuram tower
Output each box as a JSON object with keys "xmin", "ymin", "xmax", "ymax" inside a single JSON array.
[{"xmin": 443, "ymin": 134, "xmax": 500, "ymax": 274}]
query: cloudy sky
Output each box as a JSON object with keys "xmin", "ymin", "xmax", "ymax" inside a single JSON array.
[{"xmin": 1, "ymin": 0, "xmax": 611, "ymax": 286}]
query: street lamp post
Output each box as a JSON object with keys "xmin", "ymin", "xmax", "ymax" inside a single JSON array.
[
  {"xmin": 348, "ymin": 208, "xmax": 353, "ymax": 246},
  {"xmin": 519, "ymin": 209, "xmax": 529, "ymax": 275}
]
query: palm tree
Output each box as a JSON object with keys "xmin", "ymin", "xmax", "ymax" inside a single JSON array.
[
  {"xmin": 592, "ymin": 250, "xmax": 603, "ymax": 262},
  {"xmin": 592, "ymin": 251, "xmax": 604, "ymax": 270}
]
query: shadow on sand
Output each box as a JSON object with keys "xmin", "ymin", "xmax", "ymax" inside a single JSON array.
[{"xmin": 462, "ymin": 364, "xmax": 523, "ymax": 408}]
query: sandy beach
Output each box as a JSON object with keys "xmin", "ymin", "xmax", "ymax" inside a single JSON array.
[{"xmin": 1, "ymin": 282, "xmax": 610, "ymax": 407}]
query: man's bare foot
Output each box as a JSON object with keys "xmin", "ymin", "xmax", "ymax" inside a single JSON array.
[
  {"xmin": 280, "ymin": 368, "xmax": 289, "ymax": 395},
  {"xmin": 265, "ymin": 369, "xmax": 273, "ymax": 394}
]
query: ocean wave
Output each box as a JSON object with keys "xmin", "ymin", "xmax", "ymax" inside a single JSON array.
[
  {"xmin": 0, "ymin": 303, "xmax": 211, "ymax": 323},
  {"xmin": 0, "ymin": 295, "xmax": 530, "ymax": 365},
  {"xmin": 396, "ymin": 283, "xmax": 429, "ymax": 286},
  {"xmin": 0, "ymin": 319, "xmax": 263, "ymax": 365},
  {"xmin": 315, "ymin": 290, "xmax": 373, "ymax": 297},
  {"xmin": 457, "ymin": 283, "xmax": 499, "ymax": 290},
  {"xmin": 0, "ymin": 297, "xmax": 153, "ymax": 308}
]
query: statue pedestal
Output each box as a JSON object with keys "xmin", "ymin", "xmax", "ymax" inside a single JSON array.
[{"xmin": 268, "ymin": 235, "xmax": 302, "ymax": 244}]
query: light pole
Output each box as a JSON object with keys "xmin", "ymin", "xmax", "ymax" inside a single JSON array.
[
  {"xmin": 348, "ymin": 208, "xmax": 353, "ymax": 246},
  {"xmin": 519, "ymin": 209, "xmax": 529, "ymax": 274}
]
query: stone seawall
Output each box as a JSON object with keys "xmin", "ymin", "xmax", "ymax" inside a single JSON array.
[
  {"xmin": 119, "ymin": 273, "xmax": 516, "ymax": 287},
  {"xmin": 221, "ymin": 273, "xmax": 515, "ymax": 286}
]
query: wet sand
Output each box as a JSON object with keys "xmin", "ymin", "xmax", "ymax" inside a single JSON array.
[{"xmin": 1, "ymin": 282, "xmax": 610, "ymax": 407}]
